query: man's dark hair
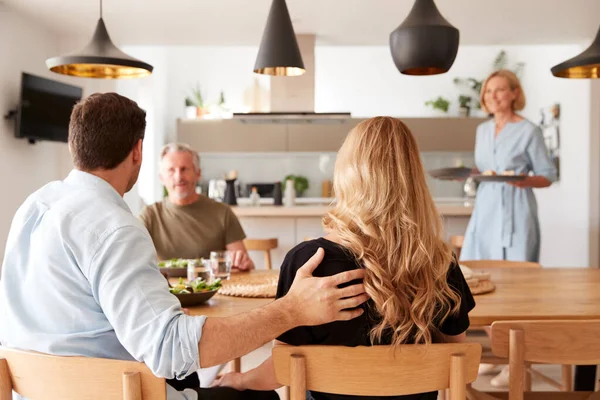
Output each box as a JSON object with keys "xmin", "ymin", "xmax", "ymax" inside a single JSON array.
[{"xmin": 69, "ymin": 93, "xmax": 146, "ymax": 170}]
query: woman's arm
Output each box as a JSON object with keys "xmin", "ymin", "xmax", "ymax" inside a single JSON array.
[{"xmin": 211, "ymin": 341, "xmax": 285, "ymax": 391}]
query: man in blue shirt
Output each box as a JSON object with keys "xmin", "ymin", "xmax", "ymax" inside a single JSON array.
[{"xmin": 0, "ymin": 93, "xmax": 368, "ymax": 400}]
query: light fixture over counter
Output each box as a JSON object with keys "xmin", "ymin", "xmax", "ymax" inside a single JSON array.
[
  {"xmin": 254, "ymin": 0, "xmax": 305, "ymax": 76},
  {"xmin": 46, "ymin": 0, "xmax": 153, "ymax": 79},
  {"xmin": 389, "ymin": 0, "xmax": 459, "ymax": 76},
  {"xmin": 552, "ymin": 26, "xmax": 600, "ymax": 79}
]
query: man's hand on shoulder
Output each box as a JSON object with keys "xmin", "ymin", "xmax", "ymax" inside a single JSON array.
[{"xmin": 280, "ymin": 248, "xmax": 369, "ymax": 326}]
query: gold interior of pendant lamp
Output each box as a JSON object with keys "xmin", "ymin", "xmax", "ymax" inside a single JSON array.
[
  {"xmin": 552, "ymin": 64, "xmax": 600, "ymax": 79},
  {"xmin": 49, "ymin": 64, "xmax": 152, "ymax": 79},
  {"xmin": 253, "ymin": 66, "xmax": 305, "ymax": 76},
  {"xmin": 402, "ymin": 66, "xmax": 447, "ymax": 76}
]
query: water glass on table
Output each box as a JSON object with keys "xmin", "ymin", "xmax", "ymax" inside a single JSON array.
[{"xmin": 210, "ymin": 250, "xmax": 233, "ymax": 280}]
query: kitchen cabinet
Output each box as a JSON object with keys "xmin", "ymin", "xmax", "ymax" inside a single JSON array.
[
  {"xmin": 178, "ymin": 120, "xmax": 287, "ymax": 152},
  {"xmin": 287, "ymin": 121, "xmax": 357, "ymax": 151},
  {"xmin": 177, "ymin": 117, "xmax": 487, "ymax": 153}
]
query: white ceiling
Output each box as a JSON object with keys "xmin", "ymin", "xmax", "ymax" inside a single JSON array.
[{"xmin": 4, "ymin": 0, "xmax": 600, "ymax": 46}]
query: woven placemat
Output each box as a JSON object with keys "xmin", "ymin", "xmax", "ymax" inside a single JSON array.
[
  {"xmin": 219, "ymin": 271, "xmax": 279, "ymax": 298},
  {"xmin": 467, "ymin": 279, "xmax": 496, "ymax": 295}
]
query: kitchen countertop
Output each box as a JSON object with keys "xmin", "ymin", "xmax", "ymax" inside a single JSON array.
[{"xmin": 232, "ymin": 200, "xmax": 474, "ymax": 217}]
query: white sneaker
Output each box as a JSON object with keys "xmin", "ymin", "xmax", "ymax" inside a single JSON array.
[
  {"xmin": 478, "ymin": 363, "xmax": 499, "ymax": 375},
  {"xmin": 490, "ymin": 366, "xmax": 510, "ymax": 388}
]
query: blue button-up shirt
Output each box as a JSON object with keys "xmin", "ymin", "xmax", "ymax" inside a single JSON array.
[{"xmin": 0, "ymin": 170, "xmax": 205, "ymax": 400}]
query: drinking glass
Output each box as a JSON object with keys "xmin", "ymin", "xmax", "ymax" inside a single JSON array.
[{"xmin": 210, "ymin": 251, "xmax": 233, "ymax": 280}]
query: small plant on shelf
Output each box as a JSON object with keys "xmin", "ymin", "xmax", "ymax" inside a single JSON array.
[
  {"xmin": 425, "ymin": 96, "xmax": 450, "ymax": 113},
  {"xmin": 458, "ymin": 95, "xmax": 472, "ymax": 117}
]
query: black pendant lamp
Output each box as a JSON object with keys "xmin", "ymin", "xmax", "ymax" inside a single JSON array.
[
  {"xmin": 46, "ymin": 0, "xmax": 153, "ymax": 79},
  {"xmin": 389, "ymin": 0, "xmax": 459, "ymax": 76},
  {"xmin": 551, "ymin": 26, "xmax": 600, "ymax": 78},
  {"xmin": 254, "ymin": 0, "xmax": 305, "ymax": 76}
]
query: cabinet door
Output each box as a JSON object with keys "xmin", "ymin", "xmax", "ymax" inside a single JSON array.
[
  {"xmin": 177, "ymin": 120, "xmax": 287, "ymax": 152},
  {"xmin": 287, "ymin": 120, "xmax": 359, "ymax": 152}
]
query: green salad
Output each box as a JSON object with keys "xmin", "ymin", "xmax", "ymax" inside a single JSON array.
[
  {"xmin": 169, "ymin": 277, "xmax": 222, "ymax": 295},
  {"xmin": 159, "ymin": 258, "xmax": 203, "ymax": 268}
]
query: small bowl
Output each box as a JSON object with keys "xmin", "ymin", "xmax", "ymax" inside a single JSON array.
[{"xmin": 173, "ymin": 289, "xmax": 219, "ymax": 307}]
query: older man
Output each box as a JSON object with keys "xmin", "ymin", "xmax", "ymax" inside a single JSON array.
[
  {"xmin": 0, "ymin": 93, "xmax": 368, "ymax": 400},
  {"xmin": 140, "ymin": 143, "xmax": 253, "ymax": 271}
]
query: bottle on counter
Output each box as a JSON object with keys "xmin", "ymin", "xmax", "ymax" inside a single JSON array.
[
  {"xmin": 250, "ymin": 186, "xmax": 261, "ymax": 207},
  {"xmin": 187, "ymin": 259, "xmax": 198, "ymax": 282},
  {"xmin": 284, "ymin": 179, "xmax": 296, "ymax": 207},
  {"xmin": 273, "ymin": 181, "xmax": 283, "ymax": 206}
]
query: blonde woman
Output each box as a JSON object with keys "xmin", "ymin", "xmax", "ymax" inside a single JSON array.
[
  {"xmin": 460, "ymin": 70, "xmax": 557, "ymax": 387},
  {"xmin": 460, "ymin": 69, "xmax": 557, "ymax": 263},
  {"xmin": 213, "ymin": 117, "xmax": 475, "ymax": 400}
]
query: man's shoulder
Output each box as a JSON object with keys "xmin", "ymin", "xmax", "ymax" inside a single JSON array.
[{"xmin": 197, "ymin": 195, "xmax": 234, "ymax": 213}]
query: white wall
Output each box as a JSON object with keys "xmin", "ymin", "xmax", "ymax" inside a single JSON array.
[{"xmin": 0, "ymin": 6, "xmax": 66, "ymax": 263}]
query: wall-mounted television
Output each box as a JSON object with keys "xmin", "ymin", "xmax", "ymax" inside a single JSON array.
[{"xmin": 15, "ymin": 73, "xmax": 83, "ymax": 144}]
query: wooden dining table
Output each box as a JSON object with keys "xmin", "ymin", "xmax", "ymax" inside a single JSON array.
[
  {"xmin": 184, "ymin": 267, "xmax": 600, "ymax": 399},
  {"xmin": 187, "ymin": 268, "xmax": 600, "ymax": 323}
]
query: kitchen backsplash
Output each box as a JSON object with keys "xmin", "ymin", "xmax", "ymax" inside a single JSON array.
[{"xmin": 198, "ymin": 151, "xmax": 475, "ymax": 198}]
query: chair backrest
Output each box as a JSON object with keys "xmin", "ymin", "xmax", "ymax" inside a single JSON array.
[
  {"xmin": 243, "ymin": 238, "xmax": 278, "ymax": 270},
  {"xmin": 273, "ymin": 343, "xmax": 481, "ymax": 400},
  {"xmin": 460, "ymin": 260, "xmax": 541, "ymax": 269},
  {"xmin": 0, "ymin": 347, "xmax": 166, "ymax": 400},
  {"xmin": 243, "ymin": 238, "xmax": 278, "ymax": 252},
  {"xmin": 491, "ymin": 320, "xmax": 600, "ymax": 400}
]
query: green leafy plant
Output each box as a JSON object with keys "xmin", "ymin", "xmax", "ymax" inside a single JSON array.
[
  {"xmin": 458, "ymin": 95, "xmax": 472, "ymax": 108},
  {"xmin": 185, "ymin": 97, "xmax": 194, "ymax": 107},
  {"xmin": 188, "ymin": 83, "xmax": 204, "ymax": 108},
  {"xmin": 425, "ymin": 97, "xmax": 450, "ymax": 113},
  {"xmin": 283, "ymin": 175, "xmax": 309, "ymax": 196}
]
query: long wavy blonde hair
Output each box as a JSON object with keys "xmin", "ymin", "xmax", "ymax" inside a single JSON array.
[{"xmin": 323, "ymin": 117, "xmax": 460, "ymax": 346}]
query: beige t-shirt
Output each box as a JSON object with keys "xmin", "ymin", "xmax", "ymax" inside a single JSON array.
[{"xmin": 140, "ymin": 196, "xmax": 246, "ymax": 260}]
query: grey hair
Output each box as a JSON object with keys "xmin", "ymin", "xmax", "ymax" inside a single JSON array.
[{"xmin": 160, "ymin": 142, "xmax": 200, "ymax": 170}]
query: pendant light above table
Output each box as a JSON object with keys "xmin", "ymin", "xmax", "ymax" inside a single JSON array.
[
  {"xmin": 389, "ymin": 0, "xmax": 459, "ymax": 76},
  {"xmin": 46, "ymin": 0, "xmax": 153, "ymax": 79},
  {"xmin": 254, "ymin": 0, "xmax": 305, "ymax": 76},
  {"xmin": 552, "ymin": 25, "xmax": 600, "ymax": 79}
]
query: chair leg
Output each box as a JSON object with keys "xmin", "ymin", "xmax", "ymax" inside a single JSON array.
[
  {"xmin": 1, "ymin": 358, "xmax": 13, "ymax": 400},
  {"xmin": 123, "ymin": 372, "xmax": 142, "ymax": 400},
  {"xmin": 264, "ymin": 250, "xmax": 272, "ymax": 270},
  {"xmin": 562, "ymin": 364, "xmax": 573, "ymax": 391},
  {"xmin": 524, "ymin": 362, "xmax": 532, "ymax": 392}
]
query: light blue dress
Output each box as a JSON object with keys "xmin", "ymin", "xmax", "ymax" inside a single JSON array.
[{"xmin": 460, "ymin": 119, "xmax": 557, "ymax": 262}]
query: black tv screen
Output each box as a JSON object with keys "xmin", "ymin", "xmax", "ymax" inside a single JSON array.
[{"xmin": 15, "ymin": 73, "xmax": 83, "ymax": 143}]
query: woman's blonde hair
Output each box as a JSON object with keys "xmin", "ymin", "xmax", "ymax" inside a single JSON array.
[
  {"xmin": 480, "ymin": 69, "xmax": 526, "ymax": 114},
  {"xmin": 323, "ymin": 117, "xmax": 460, "ymax": 346}
]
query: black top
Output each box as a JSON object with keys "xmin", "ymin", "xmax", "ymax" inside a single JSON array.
[{"xmin": 276, "ymin": 238, "xmax": 476, "ymax": 400}]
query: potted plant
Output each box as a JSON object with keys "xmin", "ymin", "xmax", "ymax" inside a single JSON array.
[
  {"xmin": 185, "ymin": 83, "xmax": 207, "ymax": 118},
  {"xmin": 425, "ymin": 96, "xmax": 450, "ymax": 115},
  {"xmin": 458, "ymin": 95, "xmax": 472, "ymax": 117},
  {"xmin": 184, "ymin": 97, "xmax": 197, "ymax": 119}
]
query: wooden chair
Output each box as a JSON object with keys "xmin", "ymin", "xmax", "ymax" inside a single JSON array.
[
  {"xmin": 460, "ymin": 260, "xmax": 573, "ymax": 392},
  {"xmin": 243, "ymin": 238, "xmax": 278, "ymax": 270},
  {"xmin": 272, "ymin": 343, "xmax": 482, "ymax": 400},
  {"xmin": 0, "ymin": 347, "xmax": 165, "ymax": 400},
  {"xmin": 450, "ymin": 235, "xmax": 465, "ymax": 259},
  {"xmin": 491, "ymin": 320, "xmax": 600, "ymax": 400}
]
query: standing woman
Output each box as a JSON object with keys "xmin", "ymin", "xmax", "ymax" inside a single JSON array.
[{"xmin": 460, "ymin": 70, "xmax": 557, "ymax": 263}]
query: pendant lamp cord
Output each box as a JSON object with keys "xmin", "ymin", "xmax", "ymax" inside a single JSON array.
[{"xmin": 99, "ymin": 0, "xmax": 102, "ymax": 19}]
